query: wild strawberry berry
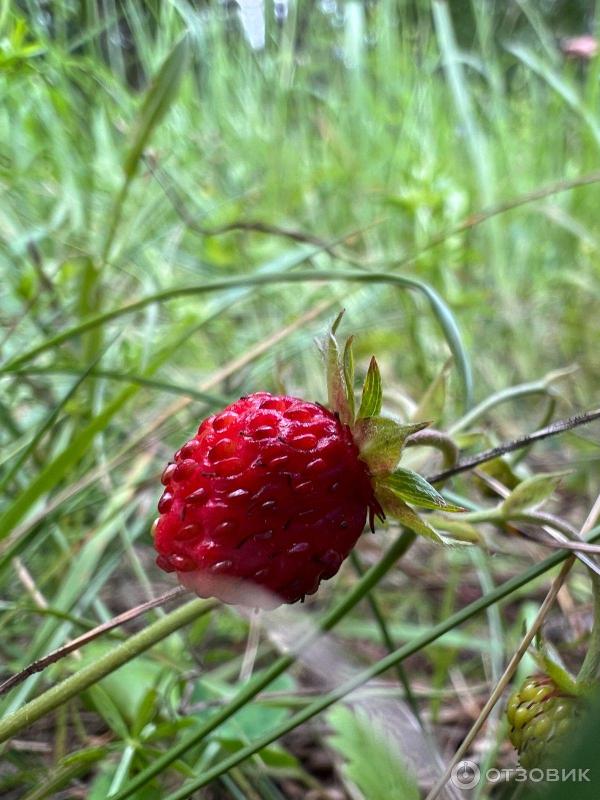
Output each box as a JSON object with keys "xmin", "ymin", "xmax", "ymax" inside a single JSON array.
[
  {"xmin": 154, "ymin": 392, "xmax": 380, "ymax": 606},
  {"xmin": 152, "ymin": 315, "xmax": 465, "ymax": 607},
  {"xmin": 506, "ymin": 675, "xmax": 581, "ymax": 769}
]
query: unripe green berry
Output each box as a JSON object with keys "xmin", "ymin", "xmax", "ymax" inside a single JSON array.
[{"xmin": 506, "ymin": 675, "xmax": 581, "ymax": 770}]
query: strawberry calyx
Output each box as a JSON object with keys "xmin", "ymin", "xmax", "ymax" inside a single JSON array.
[{"xmin": 323, "ymin": 312, "xmax": 465, "ymax": 546}]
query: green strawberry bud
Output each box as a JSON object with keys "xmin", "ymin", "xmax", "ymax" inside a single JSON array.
[{"xmin": 506, "ymin": 675, "xmax": 582, "ymax": 770}]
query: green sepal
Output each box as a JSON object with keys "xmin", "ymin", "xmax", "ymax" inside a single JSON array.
[
  {"xmin": 357, "ymin": 357, "xmax": 382, "ymax": 420},
  {"xmin": 376, "ymin": 488, "xmax": 460, "ymax": 546},
  {"xmin": 324, "ymin": 312, "xmax": 353, "ymax": 425},
  {"xmin": 426, "ymin": 514, "xmax": 482, "ymax": 544},
  {"xmin": 354, "ymin": 417, "xmax": 430, "ymax": 476},
  {"xmin": 331, "ymin": 309, "xmax": 345, "ymax": 335},
  {"xmin": 376, "ymin": 468, "xmax": 465, "ymax": 512},
  {"xmin": 529, "ymin": 642, "xmax": 581, "ymax": 696},
  {"xmin": 343, "ymin": 335, "xmax": 355, "ymax": 424}
]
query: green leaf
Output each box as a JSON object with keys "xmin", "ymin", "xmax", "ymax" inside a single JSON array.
[
  {"xmin": 85, "ymin": 684, "xmax": 130, "ymax": 739},
  {"xmin": 376, "ymin": 489, "xmax": 459, "ymax": 546},
  {"xmin": 357, "ymin": 356, "xmax": 383, "ymax": 419},
  {"xmin": 132, "ymin": 689, "xmax": 159, "ymax": 737},
  {"xmin": 123, "ymin": 37, "xmax": 189, "ymax": 180},
  {"xmin": 354, "ymin": 417, "xmax": 430, "ymax": 476},
  {"xmin": 343, "ymin": 335, "xmax": 356, "ymax": 423},
  {"xmin": 190, "ymin": 674, "xmax": 296, "ymax": 742},
  {"xmin": 327, "ymin": 706, "xmax": 419, "ymax": 800},
  {"xmin": 500, "ymin": 472, "xmax": 568, "ymax": 515},
  {"xmin": 216, "ymin": 738, "xmax": 300, "ymax": 770},
  {"xmin": 377, "ymin": 468, "xmax": 464, "ymax": 512},
  {"xmin": 20, "ymin": 747, "xmax": 107, "ymax": 800},
  {"xmin": 475, "ymin": 456, "xmax": 521, "ymax": 494},
  {"xmin": 528, "ymin": 647, "xmax": 580, "ymax": 696}
]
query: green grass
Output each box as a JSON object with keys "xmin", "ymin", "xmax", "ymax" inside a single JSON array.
[{"xmin": 1, "ymin": 1, "xmax": 600, "ymax": 798}]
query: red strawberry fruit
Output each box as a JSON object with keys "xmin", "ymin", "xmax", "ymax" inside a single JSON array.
[
  {"xmin": 153, "ymin": 314, "xmax": 464, "ymax": 607},
  {"xmin": 154, "ymin": 392, "xmax": 379, "ymax": 605}
]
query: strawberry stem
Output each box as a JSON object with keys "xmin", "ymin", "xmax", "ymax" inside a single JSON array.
[{"xmin": 404, "ymin": 428, "xmax": 459, "ymax": 470}]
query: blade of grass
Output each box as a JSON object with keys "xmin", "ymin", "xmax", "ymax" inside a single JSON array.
[
  {"xmin": 4, "ymin": 367, "xmax": 230, "ymax": 406},
  {"xmin": 349, "ymin": 550, "xmax": 421, "ymax": 723},
  {"xmin": 432, "ymin": 0, "xmax": 504, "ymax": 288},
  {"xmin": 448, "ymin": 366, "xmax": 576, "ymax": 434},
  {"xmin": 507, "ymin": 41, "xmax": 600, "ymax": 148},
  {"xmin": 0, "ymin": 587, "xmax": 185, "ymax": 696},
  {"xmin": 0, "ymin": 336, "xmax": 121, "ymax": 495},
  {"xmin": 100, "ymin": 36, "xmax": 190, "ymax": 263},
  {"xmin": 0, "ymin": 383, "xmax": 139, "ymax": 547},
  {"xmin": 90, "ymin": 531, "xmax": 417, "ymax": 800},
  {"xmin": 0, "ymin": 269, "xmax": 472, "ymax": 408}
]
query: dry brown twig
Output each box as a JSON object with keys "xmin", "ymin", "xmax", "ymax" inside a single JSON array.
[
  {"xmin": 0, "ymin": 586, "xmax": 186, "ymax": 696},
  {"xmin": 428, "ymin": 408, "xmax": 600, "ymax": 484}
]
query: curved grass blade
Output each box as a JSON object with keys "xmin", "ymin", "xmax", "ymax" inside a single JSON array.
[
  {"xmin": 4, "ymin": 367, "xmax": 229, "ymax": 406},
  {"xmin": 0, "ymin": 270, "xmax": 472, "ymax": 408}
]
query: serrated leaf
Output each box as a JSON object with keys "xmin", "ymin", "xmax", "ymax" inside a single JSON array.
[
  {"xmin": 377, "ymin": 468, "xmax": 464, "ymax": 512},
  {"xmin": 500, "ymin": 472, "xmax": 567, "ymax": 515},
  {"xmin": 376, "ymin": 488, "xmax": 457, "ymax": 545},
  {"xmin": 327, "ymin": 706, "xmax": 419, "ymax": 800},
  {"xmin": 343, "ymin": 335, "xmax": 355, "ymax": 422},
  {"xmin": 357, "ymin": 357, "xmax": 382, "ymax": 419},
  {"xmin": 77, "ymin": 644, "xmax": 167, "ymax": 725},
  {"xmin": 354, "ymin": 417, "xmax": 430, "ymax": 475},
  {"xmin": 190, "ymin": 674, "xmax": 296, "ymax": 742}
]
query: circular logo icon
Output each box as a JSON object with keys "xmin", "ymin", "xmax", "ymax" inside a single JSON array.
[{"xmin": 450, "ymin": 760, "xmax": 481, "ymax": 790}]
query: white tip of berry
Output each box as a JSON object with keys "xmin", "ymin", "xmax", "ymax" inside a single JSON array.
[{"xmin": 177, "ymin": 570, "xmax": 282, "ymax": 610}]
